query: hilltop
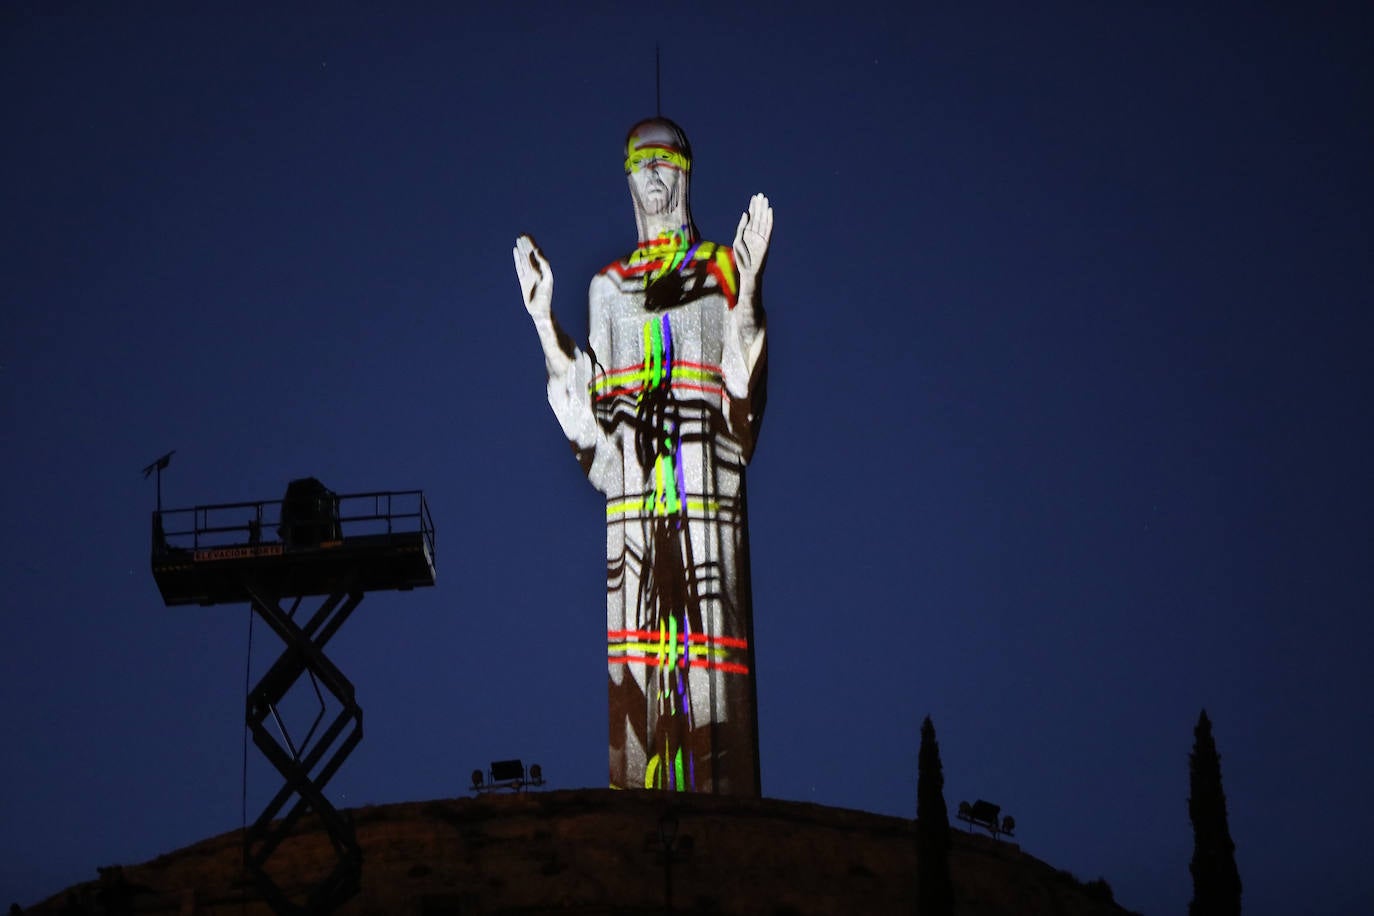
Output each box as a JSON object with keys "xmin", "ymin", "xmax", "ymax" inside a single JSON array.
[{"xmin": 26, "ymin": 790, "xmax": 1138, "ymax": 915}]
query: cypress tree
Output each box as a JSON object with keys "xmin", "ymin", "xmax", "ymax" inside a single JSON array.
[
  {"xmin": 1189, "ymin": 709, "xmax": 1242, "ymax": 915},
  {"xmin": 917, "ymin": 715, "xmax": 954, "ymax": 916}
]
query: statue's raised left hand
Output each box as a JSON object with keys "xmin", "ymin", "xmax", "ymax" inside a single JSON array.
[
  {"xmin": 513, "ymin": 234, "xmax": 554, "ymax": 321},
  {"xmin": 732, "ymin": 193, "xmax": 773, "ymax": 298},
  {"xmin": 514, "ymin": 233, "xmax": 575, "ymax": 377}
]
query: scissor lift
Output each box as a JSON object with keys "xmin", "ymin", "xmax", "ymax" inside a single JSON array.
[{"xmin": 152, "ymin": 487, "xmax": 436, "ymax": 914}]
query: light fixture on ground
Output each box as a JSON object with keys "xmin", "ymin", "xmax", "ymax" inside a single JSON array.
[
  {"xmin": 957, "ymin": 799, "xmax": 1016, "ymax": 839},
  {"xmin": 470, "ymin": 759, "xmax": 546, "ymax": 794}
]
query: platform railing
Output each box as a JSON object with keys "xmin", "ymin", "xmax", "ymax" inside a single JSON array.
[{"xmin": 153, "ymin": 489, "xmax": 435, "ymax": 560}]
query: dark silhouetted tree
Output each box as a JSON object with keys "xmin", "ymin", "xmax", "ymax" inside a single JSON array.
[
  {"xmin": 1189, "ymin": 709, "xmax": 1242, "ymax": 916},
  {"xmin": 917, "ymin": 715, "xmax": 954, "ymax": 916}
]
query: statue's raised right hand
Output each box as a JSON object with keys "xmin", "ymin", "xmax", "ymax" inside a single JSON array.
[{"xmin": 513, "ymin": 234, "xmax": 554, "ymax": 320}]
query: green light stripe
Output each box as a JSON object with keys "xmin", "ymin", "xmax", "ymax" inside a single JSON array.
[
  {"xmin": 653, "ymin": 453, "xmax": 681, "ymax": 515},
  {"xmin": 668, "ymin": 614, "xmax": 678, "ymax": 670}
]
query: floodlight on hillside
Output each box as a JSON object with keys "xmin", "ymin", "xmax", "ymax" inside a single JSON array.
[
  {"xmin": 490, "ymin": 759, "xmax": 524, "ymax": 783},
  {"xmin": 471, "ymin": 759, "xmax": 546, "ymax": 793},
  {"xmin": 956, "ymin": 798, "xmax": 1016, "ymax": 840}
]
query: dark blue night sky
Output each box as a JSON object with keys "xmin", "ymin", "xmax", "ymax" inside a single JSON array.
[{"xmin": 3, "ymin": 4, "xmax": 1371, "ymax": 913}]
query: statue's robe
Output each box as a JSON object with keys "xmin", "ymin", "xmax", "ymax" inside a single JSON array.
[{"xmin": 546, "ymin": 230, "xmax": 766, "ymax": 794}]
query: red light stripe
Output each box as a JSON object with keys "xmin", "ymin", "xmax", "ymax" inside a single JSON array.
[
  {"xmin": 607, "ymin": 655, "xmax": 750, "ymax": 675},
  {"xmin": 671, "ymin": 359, "xmax": 723, "ymax": 372},
  {"xmin": 593, "ymin": 382, "xmax": 725, "ymax": 402},
  {"xmin": 699, "ymin": 661, "xmax": 750, "ymax": 675},
  {"xmin": 706, "ymin": 260, "xmax": 738, "ymax": 310},
  {"xmin": 670, "ymin": 382, "xmax": 725, "ymax": 396},
  {"xmin": 593, "ymin": 359, "xmax": 722, "ymax": 381},
  {"xmin": 593, "ymin": 385, "xmax": 644, "ymax": 400}
]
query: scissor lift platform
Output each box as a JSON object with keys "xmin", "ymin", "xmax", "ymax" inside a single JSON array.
[
  {"xmin": 149, "ymin": 486, "xmax": 435, "ymax": 915},
  {"xmin": 151, "ymin": 489, "xmax": 435, "ymax": 606}
]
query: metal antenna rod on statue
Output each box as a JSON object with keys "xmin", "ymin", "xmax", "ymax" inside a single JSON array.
[{"xmin": 141, "ymin": 450, "xmax": 175, "ymax": 513}]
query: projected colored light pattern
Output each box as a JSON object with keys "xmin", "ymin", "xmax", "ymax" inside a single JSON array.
[
  {"xmin": 624, "ymin": 141, "xmax": 691, "ymax": 175},
  {"xmin": 593, "ymin": 286, "xmax": 757, "ymax": 791},
  {"xmin": 607, "ymin": 229, "xmax": 739, "ymax": 308},
  {"xmin": 527, "ymin": 119, "xmax": 767, "ymax": 795},
  {"xmin": 607, "ymin": 628, "xmax": 750, "ymax": 675}
]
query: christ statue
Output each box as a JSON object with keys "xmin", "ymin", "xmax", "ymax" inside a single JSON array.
[{"xmin": 514, "ymin": 117, "xmax": 772, "ymax": 795}]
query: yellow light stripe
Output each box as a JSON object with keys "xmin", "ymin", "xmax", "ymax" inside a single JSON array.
[
  {"xmin": 714, "ymin": 248, "xmax": 738, "ymax": 296},
  {"xmin": 591, "ymin": 366, "xmax": 724, "ymax": 394},
  {"xmin": 595, "ymin": 369, "xmax": 650, "ymax": 387},
  {"xmin": 669, "ymin": 367, "xmax": 720, "ymax": 382},
  {"xmin": 624, "ymin": 146, "xmax": 691, "ymax": 174},
  {"xmin": 642, "ymin": 321, "xmax": 654, "ymax": 380},
  {"xmin": 605, "ymin": 497, "xmax": 720, "ymax": 516},
  {"xmin": 607, "ymin": 643, "xmax": 729, "ymax": 659}
]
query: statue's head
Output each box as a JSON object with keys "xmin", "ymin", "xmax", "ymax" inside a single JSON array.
[{"xmin": 625, "ymin": 118, "xmax": 695, "ymax": 241}]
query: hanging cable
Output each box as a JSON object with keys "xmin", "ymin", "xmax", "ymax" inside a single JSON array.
[{"xmin": 241, "ymin": 601, "xmax": 254, "ymax": 912}]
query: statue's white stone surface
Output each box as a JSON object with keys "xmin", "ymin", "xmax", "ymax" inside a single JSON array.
[{"xmin": 515, "ymin": 119, "xmax": 772, "ymax": 794}]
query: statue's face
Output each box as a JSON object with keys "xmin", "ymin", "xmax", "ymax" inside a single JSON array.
[
  {"xmin": 625, "ymin": 123, "xmax": 691, "ymax": 224},
  {"xmin": 628, "ymin": 148, "xmax": 683, "ymax": 216}
]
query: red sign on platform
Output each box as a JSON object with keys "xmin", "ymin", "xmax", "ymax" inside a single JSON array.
[{"xmin": 193, "ymin": 544, "xmax": 284, "ymax": 563}]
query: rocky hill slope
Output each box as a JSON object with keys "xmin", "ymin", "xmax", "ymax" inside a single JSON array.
[{"xmin": 26, "ymin": 789, "xmax": 1138, "ymax": 915}]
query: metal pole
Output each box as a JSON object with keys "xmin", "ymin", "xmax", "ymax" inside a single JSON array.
[
  {"xmin": 658, "ymin": 810, "xmax": 676, "ymax": 916},
  {"xmin": 663, "ymin": 847, "xmax": 672, "ymax": 916}
]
